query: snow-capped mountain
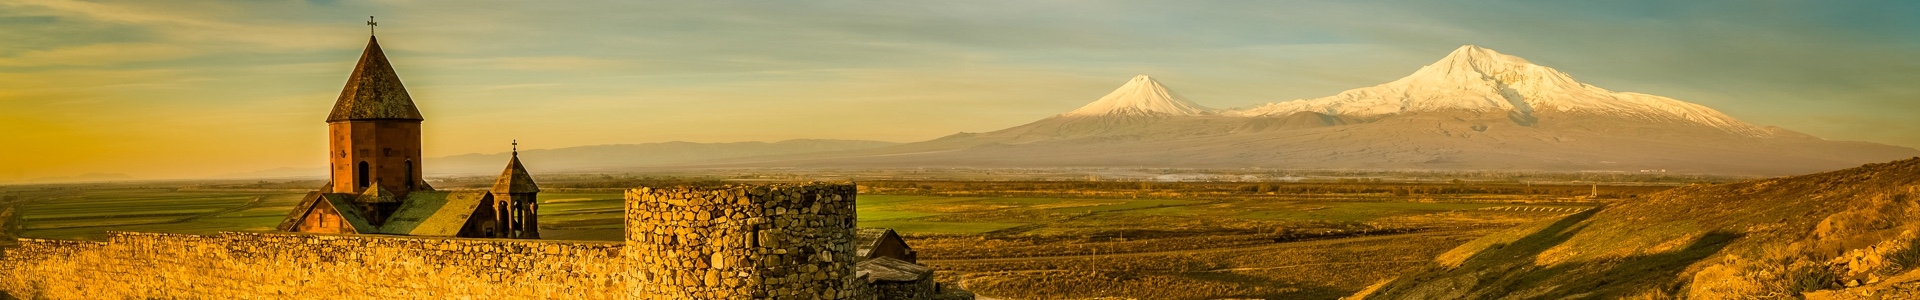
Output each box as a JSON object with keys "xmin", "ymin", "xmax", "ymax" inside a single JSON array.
[
  {"xmin": 1231, "ymin": 45, "xmax": 1763, "ymax": 135},
  {"xmin": 699, "ymin": 45, "xmax": 1918, "ymax": 176},
  {"xmin": 1063, "ymin": 75, "xmax": 1215, "ymax": 117}
]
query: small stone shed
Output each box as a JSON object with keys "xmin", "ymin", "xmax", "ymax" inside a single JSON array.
[
  {"xmin": 856, "ymin": 228, "xmax": 918, "ymax": 263},
  {"xmin": 858, "ymin": 257, "xmax": 937, "ymax": 299}
]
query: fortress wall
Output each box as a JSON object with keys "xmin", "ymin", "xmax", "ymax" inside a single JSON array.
[
  {"xmin": 872, "ymin": 279, "xmax": 939, "ymax": 300},
  {"xmin": 0, "ymin": 182, "xmax": 874, "ymax": 300},
  {"xmin": 624, "ymin": 183, "xmax": 870, "ymax": 299},
  {"xmin": 0, "ymin": 231, "xmax": 626, "ymax": 299}
]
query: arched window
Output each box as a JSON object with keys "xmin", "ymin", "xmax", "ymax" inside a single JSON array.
[
  {"xmin": 404, "ymin": 160, "xmax": 415, "ymax": 190},
  {"xmin": 356, "ymin": 161, "xmax": 370, "ymax": 189}
]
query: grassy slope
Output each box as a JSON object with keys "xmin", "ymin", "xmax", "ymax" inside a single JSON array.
[{"xmin": 1361, "ymin": 158, "xmax": 1920, "ymax": 299}]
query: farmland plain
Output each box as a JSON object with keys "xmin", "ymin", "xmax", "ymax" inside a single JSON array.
[{"xmin": 0, "ymin": 178, "xmax": 1675, "ymax": 299}]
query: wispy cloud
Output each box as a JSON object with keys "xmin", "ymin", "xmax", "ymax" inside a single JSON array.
[
  {"xmin": 0, "ymin": 43, "xmax": 195, "ymax": 66},
  {"xmin": 1, "ymin": 0, "xmax": 340, "ymax": 49},
  {"xmin": 478, "ymin": 83, "xmax": 563, "ymax": 91}
]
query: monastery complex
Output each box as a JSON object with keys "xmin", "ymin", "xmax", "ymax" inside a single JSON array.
[{"xmin": 0, "ymin": 34, "xmax": 964, "ymax": 300}]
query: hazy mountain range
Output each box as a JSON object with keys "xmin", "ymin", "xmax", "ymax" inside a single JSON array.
[
  {"xmin": 704, "ymin": 45, "xmax": 1917, "ymax": 176},
  {"xmin": 221, "ymin": 139, "xmax": 899, "ymax": 178},
  {"xmin": 6, "ymin": 172, "xmax": 137, "ymax": 184},
  {"xmin": 226, "ymin": 45, "xmax": 1916, "ymax": 178},
  {"xmin": 429, "ymin": 139, "xmax": 898, "ymax": 175}
]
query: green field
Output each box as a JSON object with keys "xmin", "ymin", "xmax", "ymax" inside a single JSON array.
[
  {"xmin": 0, "ymin": 182, "xmax": 1613, "ymax": 299},
  {"xmin": 11, "ymin": 188, "xmax": 309, "ymax": 240},
  {"xmin": 1228, "ymin": 202, "xmax": 1506, "ymax": 222},
  {"xmin": 851, "ymin": 195, "xmax": 1579, "ymax": 237},
  {"xmin": 1, "ymin": 188, "xmax": 1592, "ymax": 245},
  {"xmin": 856, "ymin": 195, "xmax": 1209, "ymax": 234}
]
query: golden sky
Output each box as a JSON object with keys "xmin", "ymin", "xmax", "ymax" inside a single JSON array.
[{"xmin": 2, "ymin": 0, "xmax": 1917, "ymax": 181}]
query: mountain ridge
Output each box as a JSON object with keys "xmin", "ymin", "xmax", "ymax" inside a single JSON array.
[
  {"xmin": 1230, "ymin": 45, "xmax": 1763, "ymax": 135},
  {"xmin": 700, "ymin": 45, "xmax": 1917, "ymax": 176}
]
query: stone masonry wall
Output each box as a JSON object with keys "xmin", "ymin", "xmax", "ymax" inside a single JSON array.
[
  {"xmin": 0, "ymin": 231, "xmax": 625, "ymax": 299},
  {"xmin": 0, "ymin": 182, "xmax": 875, "ymax": 299},
  {"xmin": 624, "ymin": 183, "xmax": 870, "ymax": 299},
  {"xmin": 871, "ymin": 279, "xmax": 938, "ymax": 300}
]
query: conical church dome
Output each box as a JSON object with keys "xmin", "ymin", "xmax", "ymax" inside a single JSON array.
[{"xmin": 327, "ymin": 36, "xmax": 424, "ymax": 122}]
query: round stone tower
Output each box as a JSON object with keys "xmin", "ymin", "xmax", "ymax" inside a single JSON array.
[{"xmin": 624, "ymin": 182, "xmax": 865, "ymax": 299}]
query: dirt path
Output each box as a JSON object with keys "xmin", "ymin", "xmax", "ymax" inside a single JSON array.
[
  {"xmin": 955, "ymin": 270, "xmax": 1055, "ymax": 300},
  {"xmin": 1202, "ymin": 259, "xmax": 1430, "ymax": 272},
  {"xmin": 951, "ymin": 255, "xmax": 1436, "ymax": 299}
]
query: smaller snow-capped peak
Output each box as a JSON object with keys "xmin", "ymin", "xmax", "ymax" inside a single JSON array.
[{"xmin": 1062, "ymin": 75, "xmax": 1215, "ymax": 117}]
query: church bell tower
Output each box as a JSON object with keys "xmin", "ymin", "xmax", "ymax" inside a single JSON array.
[
  {"xmin": 327, "ymin": 35, "xmax": 429, "ymax": 224},
  {"xmin": 490, "ymin": 141, "xmax": 540, "ymax": 239}
]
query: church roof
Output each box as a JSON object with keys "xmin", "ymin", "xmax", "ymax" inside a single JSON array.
[
  {"xmin": 855, "ymin": 257, "xmax": 931, "ymax": 283},
  {"xmin": 855, "ymin": 228, "xmax": 897, "ymax": 258},
  {"xmin": 490, "ymin": 155, "xmax": 539, "ymax": 193},
  {"xmin": 354, "ymin": 183, "xmax": 400, "ymax": 203},
  {"xmin": 327, "ymin": 36, "xmax": 424, "ymax": 122},
  {"xmin": 277, "ymin": 183, "xmax": 489, "ymax": 236},
  {"xmin": 275, "ymin": 190, "xmax": 379, "ymax": 234},
  {"xmin": 379, "ymin": 191, "xmax": 490, "ymax": 236},
  {"xmin": 276, "ymin": 191, "xmax": 324, "ymax": 231},
  {"xmin": 320, "ymin": 194, "xmax": 379, "ymax": 233},
  {"xmin": 276, "ymin": 183, "xmax": 332, "ymax": 231}
]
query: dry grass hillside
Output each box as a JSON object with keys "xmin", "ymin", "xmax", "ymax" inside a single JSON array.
[{"xmin": 1357, "ymin": 157, "xmax": 1920, "ymax": 299}]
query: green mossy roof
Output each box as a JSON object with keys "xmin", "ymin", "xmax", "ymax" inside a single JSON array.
[
  {"xmin": 354, "ymin": 183, "xmax": 400, "ymax": 203},
  {"xmin": 319, "ymin": 194, "xmax": 377, "ymax": 234},
  {"xmin": 378, "ymin": 191, "xmax": 488, "ymax": 236}
]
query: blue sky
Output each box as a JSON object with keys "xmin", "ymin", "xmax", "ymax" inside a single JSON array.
[{"xmin": 1, "ymin": 0, "xmax": 1917, "ymax": 179}]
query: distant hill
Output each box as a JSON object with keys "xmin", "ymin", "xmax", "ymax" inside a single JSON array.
[
  {"xmin": 216, "ymin": 167, "xmax": 324, "ymax": 180},
  {"xmin": 718, "ymin": 45, "xmax": 1917, "ymax": 176},
  {"xmin": 1357, "ymin": 157, "xmax": 1920, "ymax": 299},
  {"xmin": 15, "ymin": 173, "xmax": 135, "ymax": 184},
  {"xmin": 426, "ymin": 139, "xmax": 898, "ymax": 175},
  {"xmin": 214, "ymin": 139, "xmax": 898, "ymax": 179}
]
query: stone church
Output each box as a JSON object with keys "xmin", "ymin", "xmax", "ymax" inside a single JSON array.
[{"xmin": 275, "ymin": 36, "xmax": 541, "ymax": 239}]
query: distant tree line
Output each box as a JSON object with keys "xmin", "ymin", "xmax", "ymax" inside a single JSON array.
[
  {"xmin": 860, "ymin": 180, "xmax": 1675, "ymax": 199},
  {"xmin": 434, "ymin": 174, "xmax": 733, "ymax": 189}
]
